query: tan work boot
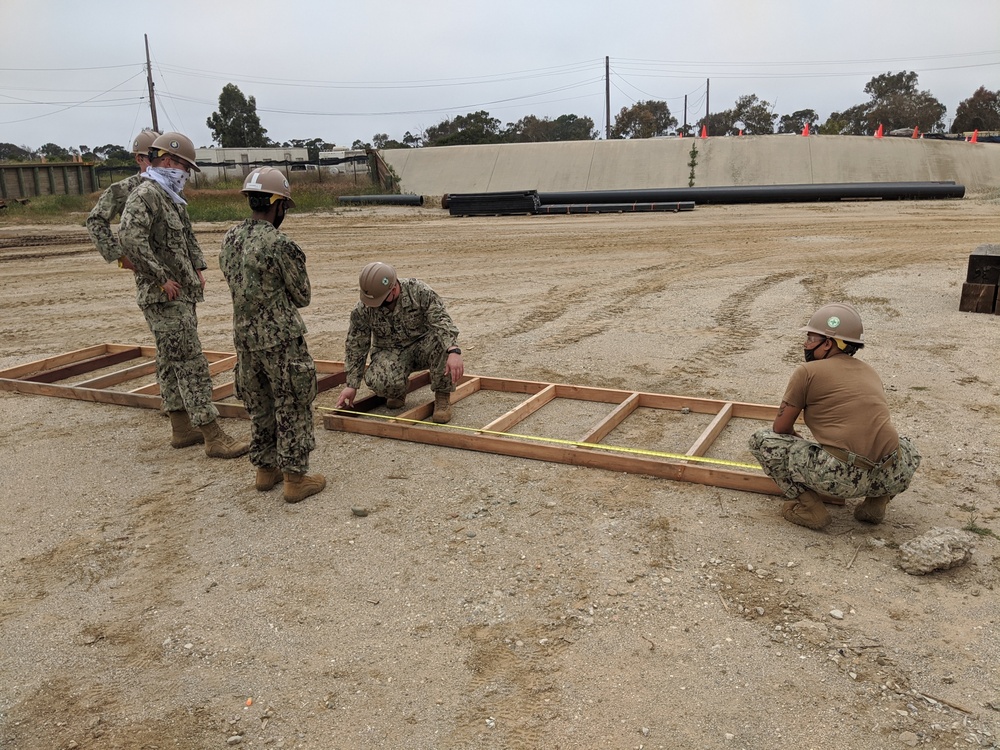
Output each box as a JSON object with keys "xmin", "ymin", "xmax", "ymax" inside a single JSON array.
[
  {"xmin": 255, "ymin": 466, "xmax": 283, "ymax": 491},
  {"xmin": 781, "ymin": 490, "xmax": 832, "ymax": 530},
  {"xmin": 283, "ymin": 472, "xmax": 326, "ymax": 503},
  {"xmin": 386, "ymin": 396, "xmax": 406, "ymax": 409},
  {"xmin": 199, "ymin": 420, "xmax": 250, "ymax": 459},
  {"xmin": 855, "ymin": 495, "xmax": 891, "ymax": 524},
  {"xmin": 168, "ymin": 411, "xmax": 204, "ymax": 448},
  {"xmin": 431, "ymin": 391, "xmax": 452, "ymax": 423}
]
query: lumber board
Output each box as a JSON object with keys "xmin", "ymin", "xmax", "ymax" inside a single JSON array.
[
  {"xmin": 324, "ymin": 411, "xmax": 781, "ymax": 495},
  {"xmin": 687, "ymin": 402, "xmax": 734, "ymax": 458},
  {"xmin": 482, "ymin": 383, "xmax": 557, "ymax": 433},
  {"xmin": 579, "ymin": 392, "xmax": 640, "ymax": 444},
  {"xmin": 959, "ymin": 282, "xmax": 996, "ymax": 313},
  {"xmin": 23, "ymin": 347, "xmax": 143, "ymax": 383}
]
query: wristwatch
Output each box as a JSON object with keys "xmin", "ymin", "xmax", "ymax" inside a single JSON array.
[{"xmin": 447, "ymin": 347, "xmax": 461, "ymax": 355}]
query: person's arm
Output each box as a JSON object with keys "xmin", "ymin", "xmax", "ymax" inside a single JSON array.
[
  {"xmin": 772, "ymin": 400, "xmax": 802, "ymax": 436},
  {"xmin": 86, "ymin": 181, "xmax": 129, "ymax": 263},
  {"xmin": 278, "ymin": 237, "xmax": 311, "ymax": 308},
  {"xmin": 342, "ymin": 306, "xmax": 372, "ymax": 389}
]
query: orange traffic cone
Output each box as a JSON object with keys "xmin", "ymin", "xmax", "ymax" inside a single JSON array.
[
  {"xmin": 678, "ymin": 131, "xmax": 683, "ymax": 138},
  {"xmin": 700, "ymin": 125, "xmax": 708, "ymax": 138},
  {"xmin": 874, "ymin": 124, "xmax": 884, "ymax": 138},
  {"xmin": 911, "ymin": 126, "xmax": 919, "ymax": 138},
  {"xmin": 971, "ymin": 129, "xmax": 979, "ymax": 143},
  {"xmin": 738, "ymin": 129, "xmax": 743, "ymax": 136},
  {"xmin": 802, "ymin": 123, "xmax": 810, "ymax": 136}
]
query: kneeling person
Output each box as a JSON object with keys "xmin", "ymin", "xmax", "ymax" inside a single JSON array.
[
  {"xmin": 748, "ymin": 303, "xmax": 920, "ymax": 530},
  {"xmin": 335, "ymin": 262, "xmax": 464, "ymax": 424},
  {"xmin": 220, "ymin": 167, "xmax": 325, "ymax": 503}
]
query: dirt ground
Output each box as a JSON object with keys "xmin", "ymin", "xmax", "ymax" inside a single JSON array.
[{"xmin": 1, "ymin": 196, "xmax": 999, "ymax": 750}]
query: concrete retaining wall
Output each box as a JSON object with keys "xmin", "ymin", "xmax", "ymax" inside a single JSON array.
[{"xmin": 381, "ymin": 135, "xmax": 1000, "ymax": 196}]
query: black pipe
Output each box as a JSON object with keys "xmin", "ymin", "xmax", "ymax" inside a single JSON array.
[
  {"xmin": 537, "ymin": 202, "xmax": 695, "ymax": 214},
  {"xmin": 537, "ymin": 182, "xmax": 964, "ymax": 205},
  {"xmin": 338, "ymin": 194, "xmax": 424, "ymax": 206}
]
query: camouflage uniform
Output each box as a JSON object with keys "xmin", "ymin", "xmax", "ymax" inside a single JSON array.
[
  {"xmin": 344, "ymin": 278, "xmax": 459, "ymax": 399},
  {"xmin": 86, "ymin": 172, "xmax": 145, "ymax": 263},
  {"xmin": 749, "ymin": 429, "xmax": 921, "ymax": 500},
  {"xmin": 119, "ymin": 178, "xmax": 218, "ymax": 426},
  {"xmin": 220, "ymin": 219, "xmax": 316, "ymax": 474}
]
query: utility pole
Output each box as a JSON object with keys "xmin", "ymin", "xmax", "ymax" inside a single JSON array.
[
  {"xmin": 145, "ymin": 34, "xmax": 159, "ymax": 131},
  {"xmin": 605, "ymin": 56, "xmax": 611, "ymax": 139},
  {"xmin": 683, "ymin": 95, "xmax": 688, "ymax": 132},
  {"xmin": 705, "ymin": 78, "xmax": 710, "ymax": 125}
]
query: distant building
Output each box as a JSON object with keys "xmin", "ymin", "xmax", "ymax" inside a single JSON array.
[
  {"xmin": 318, "ymin": 148, "xmax": 369, "ymax": 176},
  {"xmin": 193, "ymin": 147, "xmax": 310, "ymax": 182}
]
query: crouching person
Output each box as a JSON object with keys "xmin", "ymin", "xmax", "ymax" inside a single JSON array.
[
  {"xmin": 749, "ymin": 303, "xmax": 920, "ymax": 530},
  {"xmin": 335, "ymin": 262, "xmax": 464, "ymax": 424},
  {"xmin": 220, "ymin": 167, "xmax": 325, "ymax": 503}
]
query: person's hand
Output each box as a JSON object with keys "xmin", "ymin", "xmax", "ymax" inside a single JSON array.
[
  {"xmin": 336, "ymin": 387, "xmax": 357, "ymax": 409},
  {"xmin": 197, "ymin": 269, "xmax": 206, "ymax": 291},
  {"xmin": 445, "ymin": 353, "xmax": 464, "ymax": 384},
  {"xmin": 162, "ymin": 279, "xmax": 181, "ymax": 300},
  {"xmin": 117, "ymin": 256, "xmax": 135, "ymax": 271}
]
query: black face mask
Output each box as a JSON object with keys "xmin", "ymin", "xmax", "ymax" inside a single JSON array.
[
  {"xmin": 804, "ymin": 338, "xmax": 827, "ymax": 362},
  {"xmin": 272, "ymin": 201, "xmax": 286, "ymax": 230}
]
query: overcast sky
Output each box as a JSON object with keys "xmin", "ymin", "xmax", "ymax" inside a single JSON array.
[{"xmin": 3, "ymin": 0, "xmax": 999, "ymax": 152}]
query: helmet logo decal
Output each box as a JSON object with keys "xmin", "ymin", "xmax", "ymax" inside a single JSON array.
[
  {"xmin": 381, "ymin": 277, "xmax": 390, "ymax": 286},
  {"xmin": 245, "ymin": 171, "xmax": 264, "ymax": 191},
  {"xmin": 827, "ymin": 316, "xmax": 841, "ymax": 329},
  {"xmin": 169, "ymin": 140, "xmax": 180, "ymax": 149}
]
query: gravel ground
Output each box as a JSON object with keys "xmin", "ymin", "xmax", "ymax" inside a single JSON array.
[{"xmin": 1, "ymin": 197, "xmax": 999, "ymax": 749}]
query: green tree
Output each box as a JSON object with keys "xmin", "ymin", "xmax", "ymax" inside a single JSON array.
[
  {"xmin": 423, "ymin": 111, "xmax": 503, "ymax": 146},
  {"xmin": 39, "ymin": 143, "xmax": 72, "ymax": 161},
  {"xmin": 826, "ymin": 71, "xmax": 945, "ymax": 135},
  {"xmin": 503, "ymin": 113, "xmax": 598, "ymax": 142},
  {"xmin": 281, "ymin": 137, "xmax": 336, "ymax": 161},
  {"xmin": 778, "ymin": 109, "xmax": 819, "ymax": 134},
  {"xmin": 206, "ymin": 83, "xmax": 270, "ymax": 147},
  {"xmin": 730, "ymin": 94, "xmax": 777, "ymax": 134},
  {"xmin": 610, "ymin": 100, "xmax": 677, "ymax": 139},
  {"xmin": 0, "ymin": 143, "xmax": 33, "ymax": 162},
  {"xmin": 93, "ymin": 143, "xmax": 132, "ymax": 162},
  {"xmin": 951, "ymin": 86, "xmax": 1000, "ymax": 133},
  {"xmin": 699, "ymin": 111, "xmax": 735, "ymax": 136}
]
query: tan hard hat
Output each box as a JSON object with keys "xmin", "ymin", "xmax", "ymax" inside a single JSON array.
[
  {"xmin": 132, "ymin": 129, "xmax": 160, "ymax": 155},
  {"xmin": 801, "ymin": 302, "xmax": 864, "ymax": 344},
  {"xmin": 150, "ymin": 131, "xmax": 201, "ymax": 172},
  {"xmin": 242, "ymin": 167, "xmax": 295, "ymax": 207},
  {"xmin": 359, "ymin": 262, "xmax": 397, "ymax": 306}
]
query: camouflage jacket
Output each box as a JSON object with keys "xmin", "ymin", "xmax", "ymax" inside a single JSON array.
[
  {"xmin": 344, "ymin": 278, "xmax": 459, "ymax": 388},
  {"xmin": 119, "ymin": 178, "xmax": 207, "ymax": 308},
  {"xmin": 85, "ymin": 172, "xmax": 143, "ymax": 263},
  {"xmin": 219, "ymin": 219, "xmax": 310, "ymax": 352}
]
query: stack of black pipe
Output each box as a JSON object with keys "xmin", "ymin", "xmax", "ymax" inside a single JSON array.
[{"xmin": 447, "ymin": 190, "xmax": 540, "ymax": 216}]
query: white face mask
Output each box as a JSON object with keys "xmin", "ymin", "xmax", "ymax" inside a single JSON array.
[{"xmin": 155, "ymin": 167, "xmax": 189, "ymax": 193}]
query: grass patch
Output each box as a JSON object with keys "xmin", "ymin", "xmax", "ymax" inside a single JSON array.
[{"xmin": 0, "ymin": 172, "xmax": 396, "ymax": 226}]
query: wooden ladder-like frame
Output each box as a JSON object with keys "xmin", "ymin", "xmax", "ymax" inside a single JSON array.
[
  {"xmin": 324, "ymin": 374, "xmax": 784, "ymax": 496},
  {"xmin": 0, "ymin": 343, "xmax": 346, "ymax": 418},
  {"xmin": 0, "ymin": 345, "xmax": 784, "ymax": 496}
]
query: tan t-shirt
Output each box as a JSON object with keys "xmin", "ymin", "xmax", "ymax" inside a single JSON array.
[{"xmin": 782, "ymin": 355, "xmax": 899, "ymax": 462}]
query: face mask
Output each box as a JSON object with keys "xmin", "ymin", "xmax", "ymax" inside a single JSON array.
[
  {"xmin": 150, "ymin": 166, "xmax": 189, "ymax": 194},
  {"xmin": 804, "ymin": 338, "xmax": 826, "ymax": 362},
  {"xmin": 272, "ymin": 201, "xmax": 286, "ymax": 230}
]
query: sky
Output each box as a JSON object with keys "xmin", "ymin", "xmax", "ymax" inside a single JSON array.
[{"xmin": 3, "ymin": 0, "xmax": 999, "ymax": 152}]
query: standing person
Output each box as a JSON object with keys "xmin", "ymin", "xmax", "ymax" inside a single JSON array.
[
  {"xmin": 748, "ymin": 303, "xmax": 920, "ymax": 530},
  {"xmin": 86, "ymin": 128, "xmax": 160, "ymax": 269},
  {"xmin": 119, "ymin": 131, "xmax": 249, "ymax": 459},
  {"xmin": 219, "ymin": 167, "xmax": 325, "ymax": 503},
  {"xmin": 335, "ymin": 262, "xmax": 464, "ymax": 424}
]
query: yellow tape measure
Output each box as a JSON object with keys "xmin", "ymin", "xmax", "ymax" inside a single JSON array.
[{"xmin": 318, "ymin": 406, "xmax": 763, "ymax": 470}]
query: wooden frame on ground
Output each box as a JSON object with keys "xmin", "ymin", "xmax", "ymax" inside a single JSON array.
[{"xmin": 323, "ymin": 374, "xmax": 785, "ymax": 496}]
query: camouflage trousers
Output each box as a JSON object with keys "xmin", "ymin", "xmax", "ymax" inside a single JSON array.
[
  {"xmin": 365, "ymin": 337, "xmax": 453, "ymax": 400},
  {"xmin": 235, "ymin": 336, "xmax": 317, "ymax": 475},
  {"xmin": 142, "ymin": 301, "xmax": 218, "ymax": 426},
  {"xmin": 748, "ymin": 429, "xmax": 921, "ymax": 500}
]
